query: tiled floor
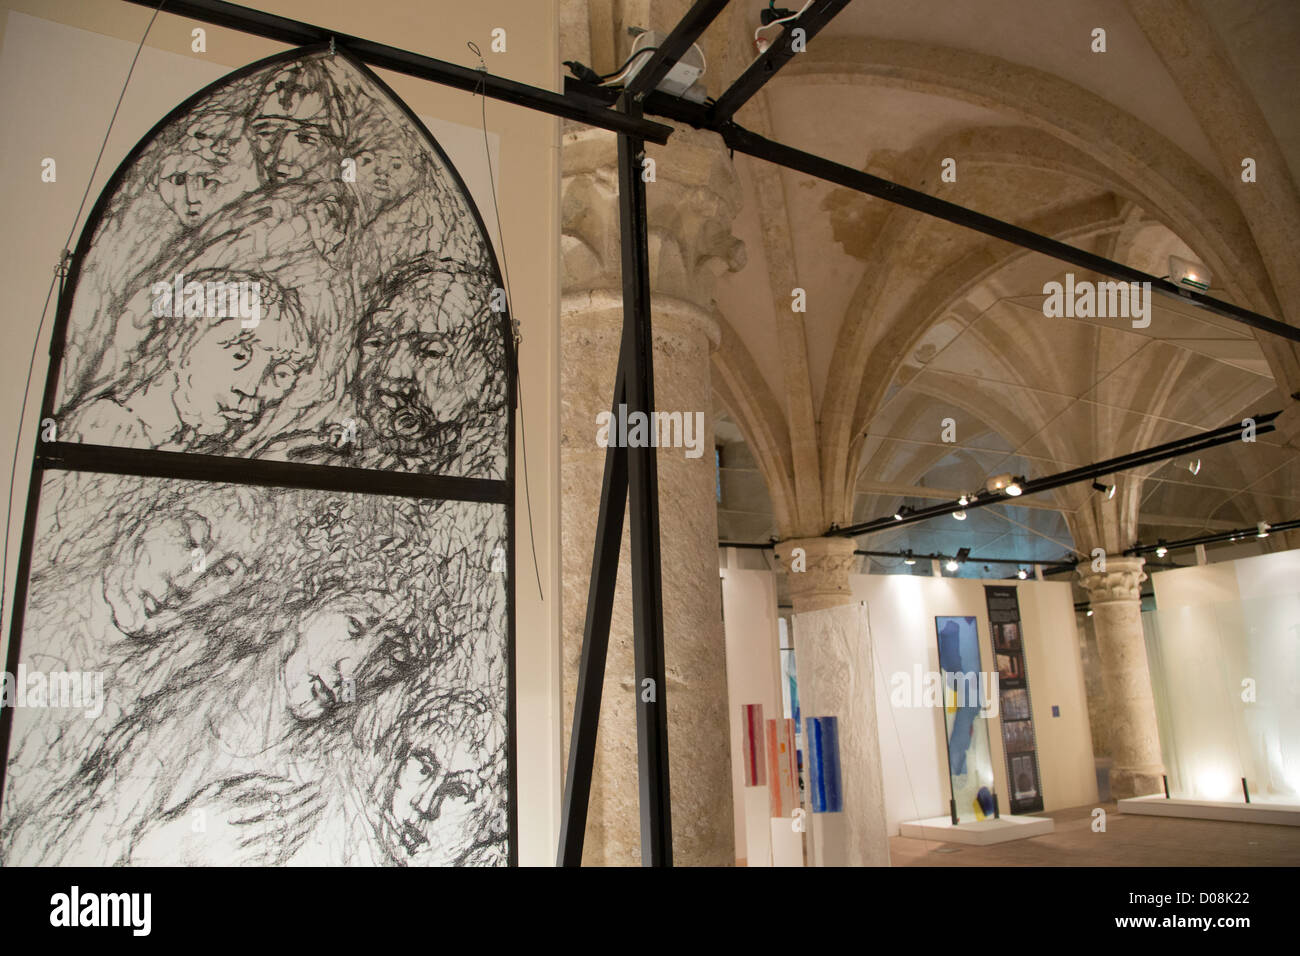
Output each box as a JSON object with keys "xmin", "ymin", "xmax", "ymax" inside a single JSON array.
[{"xmin": 889, "ymin": 802, "xmax": 1300, "ymax": 866}]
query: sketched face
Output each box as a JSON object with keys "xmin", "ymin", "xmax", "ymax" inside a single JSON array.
[
  {"xmin": 102, "ymin": 511, "xmax": 246, "ymax": 638},
  {"xmin": 251, "ymin": 73, "xmax": 333, "ymax": 183},
  {"xmin": 156, "ymin": 155, "xmax": 226, "ymax": 227},
  {"xmin": 382, "ymin": 728, "xmax": 485, "ymax": 866},
  {"xmin": 172, "ymin": 311, "xmax": 304, "ymax": 438},
  {"xmin": 356, "ymin": 147, "xmax": 417, "ymax": 209},
  {"xmin": 356, "ymin": 288, "xmax": 469, "ymax": 459},
  {"xmin": 281, "ymin": 599, "xmax": 384, "ymax": 721}
]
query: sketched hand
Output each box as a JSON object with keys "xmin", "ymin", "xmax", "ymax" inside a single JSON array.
[{"xmin": 130, "ymin": 774, "xmax": 326, "ymax": 866}]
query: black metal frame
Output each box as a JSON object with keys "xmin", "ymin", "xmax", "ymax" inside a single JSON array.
[
  {"xmin": 831, "ymin": 410, "xmax": 1281, "ymax": 538},
  {"xmin": 8, "ymin": 0, "xmax": 1291, "ymax": 868},
  {"xmin": 0, "ymin": 41, "xmax": 520, "ymax": 863}
]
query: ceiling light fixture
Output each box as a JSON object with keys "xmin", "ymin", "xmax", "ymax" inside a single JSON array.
[
  {"xmin": 953, "ymin": 509, "xmax": 967, "ymax": 520},
  {"xmin": 945, "ymin": 558, "xmax": 959, "ymax": 572},
  {"xmin": 1017, "ymin": 567, "xmax": 1028, "ymax": 580},
  {"xmin": 903, "ymin": 550, "xmax": 916, "ymax": 566},
  {"xmin": 1086, "ymin": 609, "xmax": 1094, "ymax": 617},
  {"xmin": 1155, "ymin": 540, "xmax": 1168, "ymax": 557},
  {"xmin": 1169, "ymin": 254, "xmax": 1211, "ymax": 292},
  {"xmin": 1257, "ymin": 521, "xmax": 1270, "ymax": 538},
  {"xmin": 985, "ymin": 473, "xmax": 1014, "ymax": 495},
  {"xmin": 1005, "ymin": 477, "xmax": 1024, "ymax": 497},
  {"xmin": 958, "ymin": 494, "xmax": 969, "ymax": 507}
]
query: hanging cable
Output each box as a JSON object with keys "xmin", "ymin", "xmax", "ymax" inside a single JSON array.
[
  {"xmin": 470, "ymin": 42, "xmax": 544, "ymax": 602},
  {"xmin": 3, "ymin": 0, "xmax": 166, "ymax": 628}
]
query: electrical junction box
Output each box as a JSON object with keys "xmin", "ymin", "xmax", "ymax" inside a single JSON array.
[{"xmin": 624, "ymin": 30, "xmax": 708, "ymax": 102}]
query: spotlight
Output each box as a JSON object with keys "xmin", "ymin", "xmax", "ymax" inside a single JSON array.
[
  {"xmin": 1155, "ymin": 540, "xmax": 1168, "ymax": 557},
  {"xmin": 945, "ymin": 558, "xmax": 959, "ymax": 572},
  {"xmin": 903, "ymin": 550, "xmax": 916, "ymax": 566},
  {"xmin": 958, "ymin": 494, "xmax": 969, "ymax": 507},
  {"xmin": 1005, "ymin": 477, "xmax": 1024, "ymax": 497},
  {"xmin": 1169, "ymin": 254, "xmax": 1211, "ymax": 292},
  {"xmin": 1017, "ymin": 568, "xmax": 1028, "ymax": 580},
  {"xmin": 1086, "ymin": 609, "xmax": 1094, "ymax": 617},
  {"xmin": 953, "ymin": 509, "xmax": 967, "ymax": 521},
  {"xmin": 985, "ymin": 473, "xmax": 1014, "ymax": 494},
  {"xmin": 1257, "ymin": 521, "xmax": 1271, "ymax": 538},
  {"xmin": 1090, "ymin": 480, "xmax": 1117, "ymax": 500},
  {"xmin": 893, "ymin": 504, "xmax": 913, "ymax": 521}
]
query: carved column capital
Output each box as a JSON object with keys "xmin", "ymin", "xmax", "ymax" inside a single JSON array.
[
  {"xmin": 774, "ymin": 536, "xmax": 858, "ymax": 614},
  {"xmin": 1077, "ymin": 555, "xmax": 1147, "ymax": 604}
]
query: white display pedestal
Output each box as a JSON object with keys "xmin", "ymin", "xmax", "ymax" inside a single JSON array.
[
  {"xmin": 769, "ymin": 818, "xmax": 805, "ymax": 866},
  {"xmin": 743, "ymin": 787, "xmax": 773, "ymax": 865},
  {"xmin": 899, "ymin": 814, "xmax": 1054, "ymax": 845},
  {"xmin": 1119, "ymin": 794, "xmax": 1300, "ymax": 826},
  {"xmin": 808, "ymin": 810, "xmax": 848, "ymax": 865}
]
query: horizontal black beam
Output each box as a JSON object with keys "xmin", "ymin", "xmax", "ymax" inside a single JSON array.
[
  {"xmin": 1126, "ymin": 517, "xmax": 1300, "ymax": 556},
  {"xmin": 623, "ymin": 0, "xmax": 732, "ymax": 99},
  {"xmin": 36, "ymin": 442, "xmax": 510, "ymax": 504},
  {"xmin": 121, "ymin": 0, "xmax": 675, "ymax": 143},
  {"xmin": 710, "ymin": 0, "xmax": 852, "ymax": 122},
  {"xmin": 717, "ymin": 126, "xmax": 1300, "ymax": 341},
  {"xmin": 720, "ymin": 539, "xmax": 1075, "ymax": 568},
  {"xmin": 833, "ymin": 411, "xmax": 1281, "ymax": 538}
]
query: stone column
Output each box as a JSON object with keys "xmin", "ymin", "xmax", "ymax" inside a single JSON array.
[
  {"xmin": 560, "ymin": 124, "xmax": 743, "ymax": 865},
  {"xmin": 774, "ymin": 537, "xmax": 889, "ymax": 866},
  {"xmin": 1076, "ymin": 556, "xmax": 1165, "ymax": 798}
]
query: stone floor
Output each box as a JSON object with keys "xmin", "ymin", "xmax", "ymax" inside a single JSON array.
[{"xmin": 888, "ymin": 802, "xmax": 1300, "ymax": 866}]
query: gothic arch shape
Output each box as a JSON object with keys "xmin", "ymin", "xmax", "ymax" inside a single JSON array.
[{"xmin": 0, "ymin": 46, "xmax": 515, "ymax": 867}]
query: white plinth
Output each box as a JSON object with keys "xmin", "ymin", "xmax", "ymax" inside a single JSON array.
[
  {"xmin": 1118, "ymin": 794, "xmax": 1300, "ymax": 826},
  {"xmin": 769, "ymin": 818, "xmax": 805, "ymax": 867},
  {"xmin": 899, "ymin": 814, "xmax": 1055, "ymax": 845}
]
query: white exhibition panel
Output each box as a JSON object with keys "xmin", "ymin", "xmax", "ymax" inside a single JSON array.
[
  {"xmin": 1147, "ymin": 549, "xmax": 1300, "ymax": 803},
  {"xmin": 853, "ymin": 574, "xmax": 1097, "ymax": 833},
  {"xmin": 719, "ymin": 567, "xmax": 783, "ymax": 864}
]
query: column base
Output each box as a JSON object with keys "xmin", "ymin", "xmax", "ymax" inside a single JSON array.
[{"xmin": 1110, "ymin": 767, "xmax": 1165, "ymax": 799}]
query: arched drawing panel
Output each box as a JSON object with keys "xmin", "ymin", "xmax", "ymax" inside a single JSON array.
[{"xmin": 0, "ymin": 46, "xmax": 515, "ymax": 867}]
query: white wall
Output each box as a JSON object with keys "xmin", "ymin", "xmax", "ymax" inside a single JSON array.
[
  {"xmin": 1148, "ymin": 549, "xmax": 1300, "ymax": 801},
  {"xmin": 853, "ymin": 574, "xmax": 1097, "ymax": 832},
  {"xmin": 720, "ymin": 566, "xmax": 783, "ymax": 861}
]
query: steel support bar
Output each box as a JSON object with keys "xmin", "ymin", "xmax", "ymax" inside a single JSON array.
[
  {"xmin": 616, "ymin": 100, "xmax": 673, "ymax": 866},
  {"xmin": 35, "ymin": 442, "xmax": 509, "ymax": 503},
  {"xmin": 710, "ymin": 0, "xmax": 852, "ymax": 122},
  {"xmin": 624, "ymin": 0, "xmax": 732, "ymax": 99},
  {"xmin": 557, "ymin": 362, "xmax": 628, "ymax": 867},
  {"xmin": 1126, "ymin": 517, "xmax": 1300, "ymax": 556},
  {"xmin": 718, "ymin": 125, "xmax": 1300, "ymax": 342},
  {"xmin": 833, "ymin": 411, "xmax": 1281, "ymax": 538},
  {"xmin": 121, "ymin": 0, "xmax": 674, "ymax": 143}
]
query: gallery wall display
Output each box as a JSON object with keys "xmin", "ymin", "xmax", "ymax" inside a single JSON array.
[
  {"xmin": 985, "ymin": 586, "xmax": 1043, "ymax": 814},
  {"xmin": 0, "ymin": 46, "xmax": 515, "ymax": 865},
  {"xmin": 935, "ymin": 615, "xmax": 997, "ymax": 823}
]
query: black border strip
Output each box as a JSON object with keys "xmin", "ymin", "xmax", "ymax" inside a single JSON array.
[{"xmin": 35, "ymin": 442, "xmax": 510, "ymax": 504}]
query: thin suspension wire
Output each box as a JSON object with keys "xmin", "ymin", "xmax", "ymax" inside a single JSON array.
[
  {"xmin": 471, "ymin": 42, "xmax": 544, "ymax": 601},
  {"xmin": 2, "ymin": 0, "xmax": 166, "ymax": 626}
]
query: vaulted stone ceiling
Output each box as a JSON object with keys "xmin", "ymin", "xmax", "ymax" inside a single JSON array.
[{"xmin": 571, "ymin": 0, "xmax": 1300, "ymax": 566}]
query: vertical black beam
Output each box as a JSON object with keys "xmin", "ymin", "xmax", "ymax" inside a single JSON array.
[
  {"xmin": 557, "ymin": 360, "xmax": 628, "ymax": 866},
  {"xmin": 617, "ymin": 100, "xmax": 673, "ymax": 866}
]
